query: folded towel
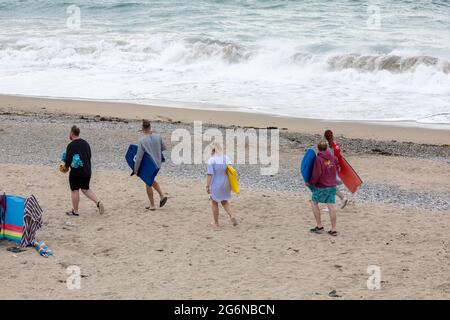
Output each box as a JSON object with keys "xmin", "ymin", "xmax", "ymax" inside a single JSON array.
[
  {"xmin": 71, "ymin": 154, "xmax": 83, "ymax": 168},
  {"xmin": 60, "ymin": 152, "xmax": 83, "ymax": 168}
]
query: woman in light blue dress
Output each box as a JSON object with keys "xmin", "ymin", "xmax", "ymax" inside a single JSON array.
[{"xmin": 206, "ymin": 142, "xmax": 238, "ymax": 228}]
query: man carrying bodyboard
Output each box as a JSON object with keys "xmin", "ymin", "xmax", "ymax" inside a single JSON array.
[{"xmin": 134, "ymin": 120, "xmax": 168, "ymax": 211}]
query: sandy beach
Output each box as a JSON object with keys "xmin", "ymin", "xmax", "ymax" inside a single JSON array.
[
  {"xmin": 1, "ymin": 0, "xmax": 449, "ymax": 304},
  {"xmin": 0, "ymin": 96, "xmax": 449, "ymax": 299}
]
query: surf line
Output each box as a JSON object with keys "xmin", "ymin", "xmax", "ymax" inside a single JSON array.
[{"xmin": 174, "ymin": 304, "xmax": 208, "ymax": 318}]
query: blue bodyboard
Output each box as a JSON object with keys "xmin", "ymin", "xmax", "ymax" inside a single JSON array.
[
  {"xmin": 300, "ymin": 148, "xmax": 316, "ymax": 183},
  {"xmin": 125, "ymin": 144, "xmax": 160, "ymax": 187}
]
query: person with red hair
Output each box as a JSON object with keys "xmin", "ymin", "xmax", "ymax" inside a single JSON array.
[{"xmin": 324, "ymin": 130, "xmax": 348, "ymax": 209}]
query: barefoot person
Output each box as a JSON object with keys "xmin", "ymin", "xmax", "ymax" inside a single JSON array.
[
  {"xmin": 307, "ymin": 141, "xmax": 340, "ymax": 236},
  {"xmin": 206, "ymin": 142, "xmax": 238, "ymax": 228},
  {"xmin": 64, "ymin": 125, "xmax": 104, "ymax": 216},
  {"xmin": 324, "ymin": 129, "xmax": 348, "ymax": 209},
  {"xmin": 134, "ymin": 120, "xmax": 168, "ymax": 211}
]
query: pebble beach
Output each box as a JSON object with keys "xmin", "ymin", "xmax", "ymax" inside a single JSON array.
[{"xmin": 1, "ymin": 109, "xmax": 449, "ymax": 211}]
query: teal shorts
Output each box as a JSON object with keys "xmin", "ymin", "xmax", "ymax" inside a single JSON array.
[{"xmin": 310, "ymin": 186, "xmax": 337, "ymax": 204}]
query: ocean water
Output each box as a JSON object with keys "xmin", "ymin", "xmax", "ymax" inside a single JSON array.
[{"xmin": 0, "ymin": 0, "xmax": 449, "ymax": 124}]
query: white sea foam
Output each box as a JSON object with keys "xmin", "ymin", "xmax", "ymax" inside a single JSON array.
[{"xmin": 0, "ymin": 0, "xmax": 449, "ymax": 124}]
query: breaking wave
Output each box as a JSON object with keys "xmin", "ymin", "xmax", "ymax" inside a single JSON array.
[
  {"xmin": 0, "ymin": 0, "xmax": 449, "ymax": 124},
  {"xmin": 327, "ymin": 54, "xmax": 450, "ymax": 73}
]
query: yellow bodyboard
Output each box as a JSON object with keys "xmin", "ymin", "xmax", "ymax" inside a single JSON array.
[{"xmin": 226, "ymin": 165, "xmax": 240, "ymax": 194}]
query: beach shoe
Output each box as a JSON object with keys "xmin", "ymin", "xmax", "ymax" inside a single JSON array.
[
  {"xmin": 97, "ymin": 201, "xmax": 105, "ymax": 215},
  {"xmin": 328, "ymin": 230, "xmax": 338, "ymax": 236},
  {"xmin": 7, "ymin": 246, "xmax": 26, "ymax": 253},
  {"xmin": 310, "ymin": 226, "xmax": 324, "ymax": 234},
  {"xmin": 66, "ymin": 210, "xmax": 79, "ymax": 216},
  {"xmin": 159, "ymin": 196, "xmax": 168, "ymax": 208},
  {"xmin": 340, "ymin": 198, "xmax": 349, "ymax": 209}
]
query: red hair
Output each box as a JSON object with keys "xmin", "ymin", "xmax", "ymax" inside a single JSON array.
[{"xmin": 324, "ymin": 130, "xmax": 333, "ymax": 143}]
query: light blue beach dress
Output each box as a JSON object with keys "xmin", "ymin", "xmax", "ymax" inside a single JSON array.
[{"xmin": 207, "ymin": 154, "xmax": 232, "ymax": 202}]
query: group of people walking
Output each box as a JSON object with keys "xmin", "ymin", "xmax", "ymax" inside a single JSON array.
[{"xmin": 61, "ymin": 121, "xmax": 349, "ymax": 235}]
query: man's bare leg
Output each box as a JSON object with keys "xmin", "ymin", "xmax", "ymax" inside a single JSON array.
[
  {"xmin": 81, "ymin": 189, "xmax": 104, "ymax": 214},
  {"xmin": 81, "ymin": 189, "xmax": 98, "ymax": 204},
  {"xmin": 327, "ymin": 204, "xmax": 337, "ymax": 232},
  {"xmin": 146, "ymin": 185, "xmax": 156, "ymax": 210},
  {"xmin": 153, "ymin": 180, "xmax": 168, "ymax": 207},
  {"xmin": 152, "ymin": 181, "xmax": 164, "ymax": 199},
  {"xmin": 71, "ymin": 190, "xmax": 80, "ymax": 213},
  {"xmin": 311, "ymin": 201, "xmax": 323, "ymax": 228}
]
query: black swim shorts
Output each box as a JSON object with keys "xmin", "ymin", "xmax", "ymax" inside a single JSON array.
[{"xmin": 69, "ymin": 174, "xmax": 91, "ymax": 191}]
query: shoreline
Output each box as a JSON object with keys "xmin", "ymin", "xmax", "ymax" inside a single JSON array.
[{"xmin": 1, "ymin": 94, "xmax": 449, "ymax": 145}]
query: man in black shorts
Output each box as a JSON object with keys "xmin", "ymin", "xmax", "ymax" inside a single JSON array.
[{"xmin": 64, "ymin": 125, "xmax": 104, "ymax": 216}]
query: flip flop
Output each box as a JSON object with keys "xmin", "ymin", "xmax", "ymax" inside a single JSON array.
[
  {"xmin": 231, "ymin": 217, "xmax": 238, "ymax": 226},
  {"xmin": 7, "ymin": 246, "xmax": 26, "ymax": 253},
  {"xmin": 66, "ymin": 210, "xmax": 79, "ymax": 216},
  {"xmin": 328, "ymin": 230, "xmax": 338, "ymax": 236},
  {"xmin": 97, "ymin": 201, "xmax": 105, "ymax": 215},
  {"xmin": 159, "ymin": 196, "xmax": 168, "ymax": 208},
  {"xmin": 310, "ymin": 226, "xmax": 324, "ymax": 234},
  {"xmin": 145, "ymin": 206, "xmax": 156, "ymax": 211}
]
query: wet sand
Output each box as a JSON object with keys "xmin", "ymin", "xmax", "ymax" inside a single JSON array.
[{"xmin": 1, "ymin": 94, "xmax": 449, "ymax": 145}]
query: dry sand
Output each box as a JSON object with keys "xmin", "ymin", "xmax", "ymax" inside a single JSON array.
[
  {"xmin": 1, "ymin": 164, "xmax": 449, "ymax": 299},
  {"xmin": 0, "ymin": 96, "xmax": 449, "ymax": 299}
]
